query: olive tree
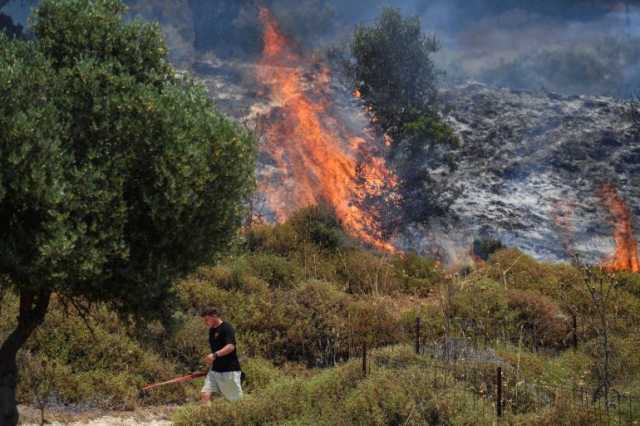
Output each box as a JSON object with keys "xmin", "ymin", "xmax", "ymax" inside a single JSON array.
[
  {"xmin": 349, "ymin": 7, "xmax": 460, "ymax": 229},
  {"xmin": 350, "ymin": 7, "xmax": 439, "ymax": 139},
  {"xmin": 0, "ymin": 1, "xmax": 255, "ymax": 424}
]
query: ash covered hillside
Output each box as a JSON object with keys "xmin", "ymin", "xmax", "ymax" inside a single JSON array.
[
  {"xmin": 191, "ymin": 53, "xmax": 639, "ymax": 265},
  {"xmin": 436, "ymin": 82, "xmax": 639, "ymax": 263}
]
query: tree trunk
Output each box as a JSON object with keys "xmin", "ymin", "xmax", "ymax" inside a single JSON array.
[{"xmin": 0, "ymin": 290, "xmax": 51, "ymax": 426}]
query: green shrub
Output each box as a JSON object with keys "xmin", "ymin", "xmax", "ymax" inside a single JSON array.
[
  {"xmin": 450, "ymin": 278, "xmax": 512, "ymax": 341},
  {"xmin": 340, "ymin": 368, "xmax": 430, "ymax": 425},
  {"xmin": 287, "ymin": 205, "xmax": 349, "ymax": 251},
  {"xmin": 14, "ymin": 297, "xmax": 190, "ymax": 410},
  {"xmin": 614, "ymin": 271, "xmax": 640, "ymax": 299},
  {"xmin": 487, "ymin": 249, "xmax": 575, "ymax": 296},
  {"xmin": 164, "ymin": 315, "xmax": 210, "ymax": 371},
  {"xmin": 399, "ymin": 303, "xmax": 445, "ymax": 343},
  {"xmin": 524, "ymin": 396, "xmax": 603, "ymax": 426},
  {"xmin": 16, "ymin": 353, "xmax": 75, "ymax": 413},
  {"xmin": 246, "ymin": 206, "xmax": 349, "ymax": 255},
  {"xmin": 507, "ymin": 290, "xmax": 570, "ymax": 349},
  {"xmin": 240, "ymin": 357, "xmax": 285, "ymax": 393},
  {"xmin": 245, "ymin": 222, "xmax": 300, "ymax": 256},
  {"xmin": 244, "ymin": 254, "xmax": 304, "ymax": 289},
  {"xmin": 336, "ymin": 250, "xmax": 401, "ymax": 295},
  {"xmin": 175, "ymin": 347, "xmax": 466, "ymax": 426},
  {"xmin": 391, "ymin": 252, "xmax": 443, "ymax": 296},
  {"xmin": 539, "ymin": 350, "xmax": 593, "ymax": 388},
  {"xmin": 346, "ymin": 299, "xmax": 401, "ymax": 349}
]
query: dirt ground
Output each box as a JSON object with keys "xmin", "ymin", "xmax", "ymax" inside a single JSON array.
[{"xmin": 18, "ymin": 405, "xmax": 176, "ymax": 425}]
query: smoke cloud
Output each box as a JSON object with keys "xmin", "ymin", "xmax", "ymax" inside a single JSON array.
[
  {"xmin": 186, "ymin": 0, "xmax": 640, "ymax": 97},
  {"xmin": 3, "ymin": 0, "xmax": 640, "ymax": 95}
]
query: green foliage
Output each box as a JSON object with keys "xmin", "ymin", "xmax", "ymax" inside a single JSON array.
[
  {"xmin": 239, "ymin": 357, "xmax": 285, "ymax": 394},
  {"xmin": 506, "ymin": 289, "xmax": 569, "ymax": 349},
  {"xmin": 525, "ymin": 398, "xmax": 603, "ymax": 426},
  {"xmin": 172, "ymin": 345, "xmax": 498, "ymax": 426},
  {"xmin": 348, "ymin": 8, "xmax": 461, "ymax": 228},
  {"xmin": 0, "ymin": 0, "xmax": 256, "ymax": 313},
  {"xmin": 486, "ymin": 249, "xmax": 576, "ymax": 297},
  {"xmin": 243, "ymin": 254, "xmax": 304, "ymax": 289},
  {"xmin": 335, "ymin": 249, "xmax": 400, "ymax": 295},
  {"xmin": 7, "ymin": 295, "xmax": 191, "ymax": 410},
  {"xmin": 449, "ymin": 278, "xmax": 511, "ymax": 340},
  {"xmin": 391, "ymin": 252, "xmax": 442, "ymax": 296},
  {"xmin": 246, "ymin": 206, "xmax": 349, "ymax": 255},
  {"xmin": 615, "ymin": 271, "xmax": 640, "ymax": 299},
  {"xmin": 2, "ymin": 204, "xmax": 639, "ymax": 422},
  {"xmin": 402, "ymin": 114, "xmax": 459, "ymax": 147},
  {"xmin": 287, "ymin": 206, "xmax": 349, "ymax": 251},
  {"xmin": 350, "ymin": 7, "xmax": 439, "ymax": 138}
]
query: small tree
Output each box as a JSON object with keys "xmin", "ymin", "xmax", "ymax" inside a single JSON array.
[
  {"xmin": 0, "ymin": 1, "xmax": 255, "ymax": 424},
  {"xmin": 349, "ymin": 8, "xmax": 460, "ymax": 229},
  {"xmin": 579, "ymin": 266, "xmax": 618, "ymax": 412},
  {"xmin": 350, "ymin": 7, "xmax": 439, "ymax": 139}
]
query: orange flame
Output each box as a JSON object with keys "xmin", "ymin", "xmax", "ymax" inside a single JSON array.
[
  {"xmin": 599, "ymin": 184, "xmax": 640, "ymax": 273},
  {"xmin": 256, "ymin": 7, "xmax": 397, "ymax": 252}
]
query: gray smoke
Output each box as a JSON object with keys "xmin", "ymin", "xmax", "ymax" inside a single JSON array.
[{"xmin": 4, "ymin": 0, "xmax": 640, "ymax": 95}]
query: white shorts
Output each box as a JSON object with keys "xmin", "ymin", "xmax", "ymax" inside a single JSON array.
[{"xmin": 201, "ymin": 370, "xmax": 243, "ymax": 401}]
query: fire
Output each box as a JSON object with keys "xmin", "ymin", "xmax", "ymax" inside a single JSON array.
[
  {"xmin": 255, "ymin": 7, "xmax": 397, "ymax": 252},
  {"xmin": 599, "ymin": 184, "xmax": 640, "ymax": 273}
]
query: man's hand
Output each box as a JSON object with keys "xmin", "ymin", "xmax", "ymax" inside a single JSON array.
[{"xmin": 203, "ymin": 353, "xmax": 216, "ymax": 365}]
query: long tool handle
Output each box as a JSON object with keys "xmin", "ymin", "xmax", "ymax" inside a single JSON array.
[{"xmin": 142, "ymin": 371, "xmax": 208, "ymax": 391}]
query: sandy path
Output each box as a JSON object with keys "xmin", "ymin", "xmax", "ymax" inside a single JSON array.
[
  {"xmin": 26, "ymin": 417, "xmax": 172, "ymax": 426},
  {"xmin": 19, "ymin": 405, "xmax": 175, "ymax": 425}
]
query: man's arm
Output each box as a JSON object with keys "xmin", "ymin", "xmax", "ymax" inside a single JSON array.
[
  {"xmin": 203, "ymin": 324, "xmax": 236, "ymax": 364},
  {"xmin": 203, "ymin": 344, "xmax": 235, "ymax": 365},
  {"xmin": 215, "ymin": 343, "xmax": 235, "ymax": 357}
]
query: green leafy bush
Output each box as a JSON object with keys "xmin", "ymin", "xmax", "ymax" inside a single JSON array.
[
  {"xmin": 506, "ymin": 290, "xmax": 569, "ymax": 349},
  {"xmin": 244, "ymin": 254, "xmax": 304, "ymax": 289},
  {"xmin": 2, "ymin": 209, "xmax": 639, "ymax": 423},
  {"xmin": 391, "ymin": 252, "xmax": 443, "ymax": 296},
  {"xmin": 336, "ymin": 250, "xmax": 401, "ymax": 295}
]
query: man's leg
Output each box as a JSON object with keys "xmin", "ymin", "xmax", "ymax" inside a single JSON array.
[
  {"xmin": 217, "ymin": 371, "xmax": 243, "ymax": 401},
  {"xmin": 200, "ymin": 392, "xmax": 212, "ymax": 405},
  {"xmin": 200, "ymin": 371, "xmax": 219, "ymax": 405}
]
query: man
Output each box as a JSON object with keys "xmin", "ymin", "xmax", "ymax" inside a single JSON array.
[{"xmin": 200, "ymin": 307, "xmax": 243, "ymax": 403}]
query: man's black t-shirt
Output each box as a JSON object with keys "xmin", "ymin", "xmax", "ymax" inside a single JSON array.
[{"xmin": 209, "ymin": 321, "xmax": 241, "ymax": 372}]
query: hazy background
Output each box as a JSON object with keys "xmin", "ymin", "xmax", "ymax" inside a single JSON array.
[{"xmin": 3, "ymin": 0, "xmax": 640, "ymax": 96}]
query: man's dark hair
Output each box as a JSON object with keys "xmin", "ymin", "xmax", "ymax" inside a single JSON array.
[{"xmin": 199, "ymin": 307, "xmax": 219, "ymax": 317}]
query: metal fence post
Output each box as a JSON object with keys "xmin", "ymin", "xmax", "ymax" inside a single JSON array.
[
  {"xmin": 497, "ymin": 367, "xmax": 503, "ymax": 418},
  {"xmin": 573, "ymin": 314, "xmax": 578, "ymax": 350},
  {"xmin": 617, "ymin": 393, "xmax": 621, "ymax": 425},
  {"xmin": 415, "ymin": 316, "xmax": 421, "ymax": 354},
  {"xmin": 362, "ymin": 341, "xmax": 367, "ymax": 377}
]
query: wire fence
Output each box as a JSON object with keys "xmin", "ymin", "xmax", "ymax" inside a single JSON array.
[{"xmin": 359, "ymin": 317, "xmax": 640, "ymax": 425}]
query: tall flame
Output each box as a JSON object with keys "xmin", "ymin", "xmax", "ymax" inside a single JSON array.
[
  {"xmin": 599, "ymin": 184, "xmax": 640, "ymax": 273},
  {"xmin": 256, "ymin": 7, "xmax": 397, "ymax": 252}
]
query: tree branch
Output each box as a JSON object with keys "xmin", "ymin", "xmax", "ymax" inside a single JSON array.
[{"xmin": 59, "ymin": 295, "xmax": 97, "ymax": 339}]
